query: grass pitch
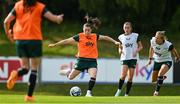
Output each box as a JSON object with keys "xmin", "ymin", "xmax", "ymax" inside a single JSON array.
[
  {"xmin": 0, "ymin": 83, "xmax": 180, "ymax": 104},
  {"xmin": 0, "ymin": 95, "xmax": 180, "ymax": 104}
]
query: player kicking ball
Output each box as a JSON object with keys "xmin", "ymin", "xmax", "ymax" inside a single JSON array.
[
  {"xmin": 49, "ymin": 17, "xmax": 120, "ymax": 97},
  {"xmin": 146, "ymin": 31, "xmax": 179, "ymax": 96}
]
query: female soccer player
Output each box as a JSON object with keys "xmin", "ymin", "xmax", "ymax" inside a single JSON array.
[
  {"xmin": 49, "ymin": 17, "xmax": 120, "ymax": 97},
  {"xmin": 115, "ymin": 22, "xmax": 143, "ymax": 96},
  {"xmin": 4, "ymin": 0, "xmax": 63, "ymax": 102},
  {"xmin": 147, "ymin": 31, "xmax": 179, "ymax": 96}
]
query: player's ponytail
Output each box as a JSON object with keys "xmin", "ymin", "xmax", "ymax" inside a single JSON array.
[{"xmin": 84, "ymin": 15, "xmax": 101, "ymax": 29}]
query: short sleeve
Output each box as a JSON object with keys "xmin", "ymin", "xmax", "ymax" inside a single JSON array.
[
  {"xmin": 150, "ymin": 37, "xmax": 155, "ymax": 47},
  {"xmin": 73, "ymin": 34, "xmax": 79, "ymax": 42},
  {"xmin": 137, "ymin": 35, "xmax": 141, "ymax": 42},
  {"xmin": 96, "ymin": 34, "xmax": 99, "ymax": 40},
  {"xmin": 118, "ymin": 35, "xmax": 122, "ymax": 44},
  {"xmin": 42, "ymin": 7, "xmax": 48, "ymax": 16},
  {"xmin": 168, "ymin": 44, "xmax": 174, "ymax": 51}
]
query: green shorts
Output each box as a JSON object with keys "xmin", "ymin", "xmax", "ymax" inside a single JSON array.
[
  {"xmin": 122, "ymin": 59, "xmax": 137, "ymax": 68},
  {"xmin": 153, "ymin": 61, "xmax": 172, "ymax": 71},
  {"xmin": 74, "ymin": 58, "xmax": 97, "ymax": 72},
  {"xmin": 16, "ymin": 40, "xmax": 42, "ymax": 58}
]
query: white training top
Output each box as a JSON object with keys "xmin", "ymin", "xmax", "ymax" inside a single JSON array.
[
  {"xmin": 150, "ymin": 37, "xmax": 172, "ymax": 62},
  {"xmin": 118, "ymin": 33, "xmax": 139, "ymax": 60}
]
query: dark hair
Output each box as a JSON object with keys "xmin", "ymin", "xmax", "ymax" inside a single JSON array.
[
  {"xmin": 84, "ymin": 15, "xmax": 101, "ymax": 29},
  {"xmin": 23, "ymin": 0, "xmax": 37, "ymax": 7}
]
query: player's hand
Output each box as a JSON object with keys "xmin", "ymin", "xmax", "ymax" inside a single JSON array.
[
  {"xmin": 7, "ymin": 29, "xmax": 14, "ymax": 43},
  {"xmin": 48, "ymin": 44, "xmax": 56, "ymax": 47},
  {"xmin": 133, "ymin": 51, "xmax": 138, "ymax": 58},
  {"xmin": 146, "ymin": 59, "xmax": 152, "ymax": 66},
  {"xmin": 115, "ymin": 42, "xmax": 120, "ymax": 46},
  {"xmin": 56, "ymin": 14, "xmax": 64, "ymax": 24}
]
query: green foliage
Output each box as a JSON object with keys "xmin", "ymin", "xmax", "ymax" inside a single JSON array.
[
  {"xmin": 169, "ymin": 6, "xmax": 180, "ymax": 33},
  {"xmin": 78, "ymin": 0, "xmax": 179, "ymax": 34}
]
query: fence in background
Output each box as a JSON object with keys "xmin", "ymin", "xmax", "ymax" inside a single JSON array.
[{"xmin": 0, "ymin": 57, "xmax": 177, "ymax": 84}]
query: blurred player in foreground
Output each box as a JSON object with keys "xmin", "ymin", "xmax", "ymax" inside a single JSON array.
[{"xmin": 4, "ymin": 0, "xmax": 63, "ymax": 102}]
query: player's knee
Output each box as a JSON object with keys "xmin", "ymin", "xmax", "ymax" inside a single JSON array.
[
  {"xmin": 68, "ymin": 75, "xmax": 75, "ymax": 80},
  {"xmin": 121, "ymin": 74, "xmax": 127, "ymax": 80},
  {"xmin": 128, "ymin": 79, "xmax": 133, "ymax": 82},
  {"xmin": 121, "ymin": 76, "xmax": 126, "ymax": 80},
  {"xmin": 91, "ymin": 74, "xmax": 97, "ymax": 78}
]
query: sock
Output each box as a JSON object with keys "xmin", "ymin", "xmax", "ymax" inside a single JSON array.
[
  {"xmin": 155, "ymin": 76, "xmax": 164, "ymax": 92},
  {"xmin": 27, "ymin": 70, "xmax": 37, "ymax": 97},
  {"xmin": 88, "ymin": 77, "xmax": 96, "ymax": 91},
  {"xmin": 126, "ymin": 81, "xmax": 132, "ymax": 95},
  {"xmin": 17, "ymin": 68, "xmax": 29, "ymax": 77},
  {"xmin": 118, "ymin": 79, "xmax": 125, "ymax": 90}
]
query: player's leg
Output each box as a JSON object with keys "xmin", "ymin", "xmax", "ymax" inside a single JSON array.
[
  {"xmin": 115, "ymin": 64, "xmax": 128, "ymax": 97},
  {"xmin": 154, "ymin": 62, "xmax": 172, "ymax": 96},
  {"xmin": 152, "ymin": 71, "xmax": 159, "ymax": 83},
  {"xmin": 28, "ymin": 58, "xmax": 40, "ymax": 95},
  {"xmin": 85, "ymin": 68, "xmax": 97, "ymax": 97},
  {"xmin": 125, "ymin": 68, "xmax": 135, "ymax": 96},
  {"xmin": 68, "ymin": 59, "xmax": 83, "ymax": 80},
  {"xmin": 7, "ymin": 57, "xmax": 30, "ymax": 89},
  {"xmin": 24, "ymin": 40, "xmax": 42, "ymax": 102},
  {"xmin": 68, "ymin": 69, "xmax": 81, "ymax": 80},
  {"xmin": 59, "ymin": 65, "xmax": 72, "ymax": 75},
  {"xmin": 125, "ymin": 59, "xmax": 136, "ymax": 96},
  {"xmin": 152, "ymin": 62, "xmax": 161, "ymax": 83},
  {"xmin": 7, "ymin": 40, "xmax": 30, "ymax": 89}
]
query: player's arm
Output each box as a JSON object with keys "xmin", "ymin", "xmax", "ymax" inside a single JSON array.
[
  {"xmin": 146, "ymin": 46, "xmax": 154, "ymax": 66},
  {"xmin": 43, "ymin": 7, "xmax": 64, "ymax": 24},
  {"xmin": 133, "ymin": 41, "xmax": 143, "ymax": 57},
  {"xmin": 48, "ymin": 37, "xmax": 76, "ymax": 47},
  {"xmin": 118, "ymin": 43, "xmax": 124, "ymax": 55},
  {"xmin": 4, "ymin": 8, "xmax": 16, "ymax": 42},
  {"xmin": 135, "ymin": 35, "xmax": 143, "ymax": 53},
  {"xmin": 136, "ymin": 41, "xmax": 143, "ymax": 52},
  {"xmin": 149, "ymin": 46, "xmax": 154, "ymax": 59},
  {"xmin": 98, "ymin": 35, "xmax": 120, "ymax": 45},
  {"xmin": 170, "ymin": 45, "xmax": 180, "ymax": 62}
]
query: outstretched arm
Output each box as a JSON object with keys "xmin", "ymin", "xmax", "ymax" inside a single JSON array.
[
  {"xmin": 44, "ymin": 11, "xmax": 64, "ymax": 24},
  {"xmin": 99, "ymin": 35, "xmax": 120, "ymax": 45},
  {"xmin": 48, "ymin": 37, "xmax": 76, "ymax": 47},
  {"xmin": 4, "ymin": 12, "xmax": 15, "ymax": 42}
]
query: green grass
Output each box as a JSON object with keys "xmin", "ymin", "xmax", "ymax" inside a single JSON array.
[
  {"xmin": 0, "ymin": 83, "xmax": 180, "ymax": 103},
  {"xmin": 0, "ymin": 95, "xmax": 180, "ymax": 104}
]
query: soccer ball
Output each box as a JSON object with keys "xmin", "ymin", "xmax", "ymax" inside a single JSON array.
[{"xmin": 70, "ymin": 86, "xmax": 81, "ymax": 96}]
